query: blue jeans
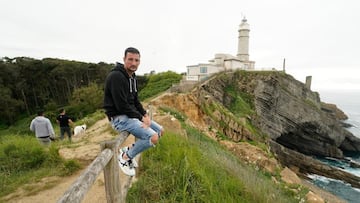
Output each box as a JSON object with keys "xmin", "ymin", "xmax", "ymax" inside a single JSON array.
[{"xmin": 111, "ymin": 115, "xmax": 163, "ymax": 159}]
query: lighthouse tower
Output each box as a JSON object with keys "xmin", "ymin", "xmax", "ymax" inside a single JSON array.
[{"xmin": 237, "ymin": 17, "xmax": 250, "ymax": 61}]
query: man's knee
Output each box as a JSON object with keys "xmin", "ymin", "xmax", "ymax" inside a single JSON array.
[{"xmin": 151, "ymin": 134, "xmax": 159, "ymax": 145}]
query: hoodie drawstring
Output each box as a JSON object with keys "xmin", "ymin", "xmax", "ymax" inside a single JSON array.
[
  {"xmin": 129, "ymin": 78, "xmax": 132, "ymax": 93},
  {"xmin": 134, "ymin": 78, "xmax": 137, "ymax": 92},
  {"xmin": 129, "ymin": 78, "xmax": 137, "ymax": 93}
]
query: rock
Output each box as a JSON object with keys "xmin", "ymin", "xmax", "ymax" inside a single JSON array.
[
  {"xmin": 321, "ymin": 102, "xmax": 348, "ymax": 120},
  {"xmin": 280, "ymin": 167, "xmax": 301, "ymax": 184},
  {"xmin": 306, "ymin": 191, "xmax": 325, "ymax": 203},
  {"xmin": 270, "ymin": 140, "xmax": 360, "ymax": 189},
  {"xmin": 349, "ymin": 160, "xmax": 360, "ymax": 168}
]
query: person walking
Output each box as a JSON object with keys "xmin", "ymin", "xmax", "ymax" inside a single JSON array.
[
  {"xmin": 56, "ymin": 108, "xmax": 73, "ymax": 142},
  {"xmin": 103, "ymin": 47, "xmax": 164, "ymax": 176},
  {"xmin": 30, "ymin": 110, "xmax": 55, "ymax": 146}
]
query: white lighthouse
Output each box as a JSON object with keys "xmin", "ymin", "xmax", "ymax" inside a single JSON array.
[
  {"xmin": 237, "ymin": 17, "xmax": 250, "ymax": 61},
  {"xmin": 186, "ymin": 18, "xmax": 255, "ymax": 82}
]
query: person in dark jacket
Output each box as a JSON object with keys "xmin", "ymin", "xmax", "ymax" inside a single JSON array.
[
  {"xmin": 103, "ymin": 47, "xmax": 164, "ymax": 176},
  {"xmin": 56, "ymin": 108, "xmax": 74, "ymax": 142}
]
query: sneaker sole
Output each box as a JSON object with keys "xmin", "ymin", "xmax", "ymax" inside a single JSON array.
[
  {"xmin": 118, "ymin": 153, "xmax": 136, "ymax": 176},
  {"xmin": 118, "ymin": 162, "xmax": 135, "ymax": 176},
  {"xmin": 120, "ymin": 146, "xmax": 139, "ymax": 168}
]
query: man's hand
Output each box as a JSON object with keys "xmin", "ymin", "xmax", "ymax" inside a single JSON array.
[{"xmin": 141, "ymin": 114, "xmax": 151, "ymax": 128}]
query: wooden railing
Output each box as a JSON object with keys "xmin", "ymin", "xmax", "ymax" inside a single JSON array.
[{"xmin": 57, "ymin": 131, "xmax": 132, "ymax": 203}]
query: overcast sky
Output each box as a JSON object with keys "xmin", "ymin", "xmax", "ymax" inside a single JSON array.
[{"xmin": 1, "ymin": 0, "xmax": 360, "ymax": 94}]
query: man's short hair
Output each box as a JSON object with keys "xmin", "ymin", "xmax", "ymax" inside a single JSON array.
[
  {"xmin": 124, "ymin": 47, "xmax": 140, "ymax": 57},
  {"xmin": 37, "ymin": 109, "xmax": 44, "ymax": 116}
]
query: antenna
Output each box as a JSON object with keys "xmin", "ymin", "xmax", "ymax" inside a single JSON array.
[{"xmin": 241, "ymin": 13, "xmax": 247, "ymax": 22}]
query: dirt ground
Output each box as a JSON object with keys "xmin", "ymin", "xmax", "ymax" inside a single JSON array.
[{"xmin": 1, "ymin": 99, "xmax": 346, "ymax": 203}]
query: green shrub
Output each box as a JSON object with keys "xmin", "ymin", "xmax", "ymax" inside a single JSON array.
[
  {"xmin": 44, "ymin": 145, "xmax": 63, "ymax": 167},
  {"xmin": 139, "ymin": 71, "xmax": 182, "ymax": 100},
  {"xmin": 68, "ymin": 83, "xmax": 104, "ymax": 120},
  {"xmin": 61, "ymin": 159, "xmax": 81, "ymax": 176},
  {"xmin": 0, "ymin": 135, "xmax": 80, "ymax": 197},
  {"xmin": 0, "ymin": 136, "xmax": 47, "ymax": 173}
]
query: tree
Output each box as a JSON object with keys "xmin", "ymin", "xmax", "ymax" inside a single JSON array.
[
  {"xmin": 0, "ymin": 85, "xmax": 24, "ymax": 125},
  {"xmin": 69, "ymin": 83, "xmax": 104, "ymax": 119}
]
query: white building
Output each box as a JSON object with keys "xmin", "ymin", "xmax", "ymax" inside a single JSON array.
[{"xmin": 186, "ymin": 18, "xmax": 255, "ymax": 81}]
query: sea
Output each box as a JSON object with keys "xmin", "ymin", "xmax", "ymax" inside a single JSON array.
[{"xmin": 307, "ymin": 90, "xmax": 360, "ymax": 203}]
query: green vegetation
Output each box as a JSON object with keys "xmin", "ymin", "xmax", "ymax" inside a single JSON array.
[
  {"xmin": 200, "ymin": 92, "xmax": 263, "ymax": 141},
  {"xmin": 0, "ymin": 110, "xmax": 106, "ymax": 198},
  {"xmin": 127, "ymin": 115, "xmax": 304, "ymax": 202},
  {"xmin": 0, "ymin": 135, "xmax": 80, "ymax": 197},
  {"xmin": 139, "ymin": 71, "xmax": 182, "ymax": 100},
  {"xmin": 68, "ymin": 83, "xmax": 104, "ymax": 119},
  {"xmin": 0, "ymin": 69, "xmax": 182, "ymax": 199},
  {"xmin": 0, "ymin": 57, "xmax": 113, "ymax": 126},
  {"xmin": 0, "ymin": 65, "xmax": 310, "ymax": 202},
  {"xmin": 225, "ymin": 84, "xmax": 254, "ymax": 116}
]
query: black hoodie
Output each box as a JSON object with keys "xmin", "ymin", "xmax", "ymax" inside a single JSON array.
[{"xmin": 103, "ymin": 63, "xmax": 146, "ymax": 120}]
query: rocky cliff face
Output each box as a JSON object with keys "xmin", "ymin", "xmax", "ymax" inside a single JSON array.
[
  {"xmin": 269, "ymin": 140, "xmax": 360, "ymax": 188},
  {"xmin": 198, "ymin": 71, "xmax": 360, "ymax": 159},
  {"xmin": 159, "ymin": 70, "xmax": 360, "ymax": 189}
]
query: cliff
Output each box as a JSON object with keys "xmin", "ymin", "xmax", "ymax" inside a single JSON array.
[
  {"xmin": 197, "ymin": 71, "xmax": 360, "ymax": 158},
  {"xmin": 158, "ymin": 70, "xmax": 360, "ymax": 189}
]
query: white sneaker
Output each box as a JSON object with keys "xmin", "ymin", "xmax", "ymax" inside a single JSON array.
[
  {"xmin": 120, "ymin": 146, "xmax": 138, "ymax": 168},
  {"xmin": 118, "ymin": 152, "xmax": 135, "ymax": 176}
]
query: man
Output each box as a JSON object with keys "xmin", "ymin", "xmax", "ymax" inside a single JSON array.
[
  {"xmin": 30, "ymin": 110, "xmax": 55, "ymax": 146},
  {"xmin": 56, "ymin": 108, "xmax": 73, "ymax": 142},
  {"xmin": 103, "ymin": 47, "xmax": 164, "ymax": 176}
]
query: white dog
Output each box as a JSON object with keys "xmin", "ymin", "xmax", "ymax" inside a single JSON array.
[{"xmin": 74, "ymin": 124, "xmax": 87, "ymax": 136}]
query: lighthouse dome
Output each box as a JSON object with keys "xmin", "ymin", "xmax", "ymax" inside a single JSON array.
[{"xmin": 239, "ymin": 18, "xmax": 250, "ymax": 30}]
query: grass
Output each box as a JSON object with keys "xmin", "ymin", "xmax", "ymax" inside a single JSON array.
[
  {"xmin": 224, "ymin": 84, "xmax": 255, "ymax": 117},
  {"xmin": 127, "ymin": 124, "xmax": 305, "ymax": 202},
  {"xmin": 0, "ymin": 111, "xmax": 106, "ymax": 199},
  {"xmin": 139, "ymin": 71, "xmax": 182, "ymax": 100},
  {"xmin": 0, "ymin": 109, "xmax": 107, "ymax": 199},
  {"xmin": 0, "ymin": 135, "xmax": 81, "ymax": 198}
]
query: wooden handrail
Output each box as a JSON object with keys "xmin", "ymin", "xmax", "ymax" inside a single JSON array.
[{"xmin": 57, "ymin": 131, "xmax": 130, "ymax": 203}]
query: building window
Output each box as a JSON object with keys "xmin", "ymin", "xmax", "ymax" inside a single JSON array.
[{"xmin": 200, "ymin": 66, "xmax": 207, "ymax": 73}]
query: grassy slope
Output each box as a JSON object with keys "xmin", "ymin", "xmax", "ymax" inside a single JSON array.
[{"xmin": 127, "ymin": 118, "xmax": 303, "ymax": 202}]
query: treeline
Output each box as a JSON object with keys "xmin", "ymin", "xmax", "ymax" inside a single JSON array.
[
  {"xmin": 0, "ymin": 57, "xmax": 115, "ymax": 126},
  {"xmin": 0, "ymin": 56, "xmax": 182, "ymax": 128}
]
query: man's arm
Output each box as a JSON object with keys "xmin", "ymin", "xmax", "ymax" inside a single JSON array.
[
  {"xmin": 134, "ymin": 94, "xmax": 146, "ymax": 116},
  {"xmin": 47, "ymin": 119, "xmax": 55, "ymax": 137},
  {"xmin": 68, "ymin": 118, "xmax": 73, "ymax": 125},
  {"xmin": 30, "ymin": 120, "xmax": 35, "ymax": 132}
]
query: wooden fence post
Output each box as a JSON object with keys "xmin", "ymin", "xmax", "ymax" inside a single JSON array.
[
  {"xmin": 57, "ymin": 149, "xmax": 113, "ymax": 203},
  {"xmin": 57, "ymin": 130, "xmax": 130, "ymax": 203},
  {"xmin": 101, "ymin": 140, "xmax": 121, "ymax": 203},
  {"xmin": 101, "ymin": 131, "xmax": 129, "ymax": 203}
]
